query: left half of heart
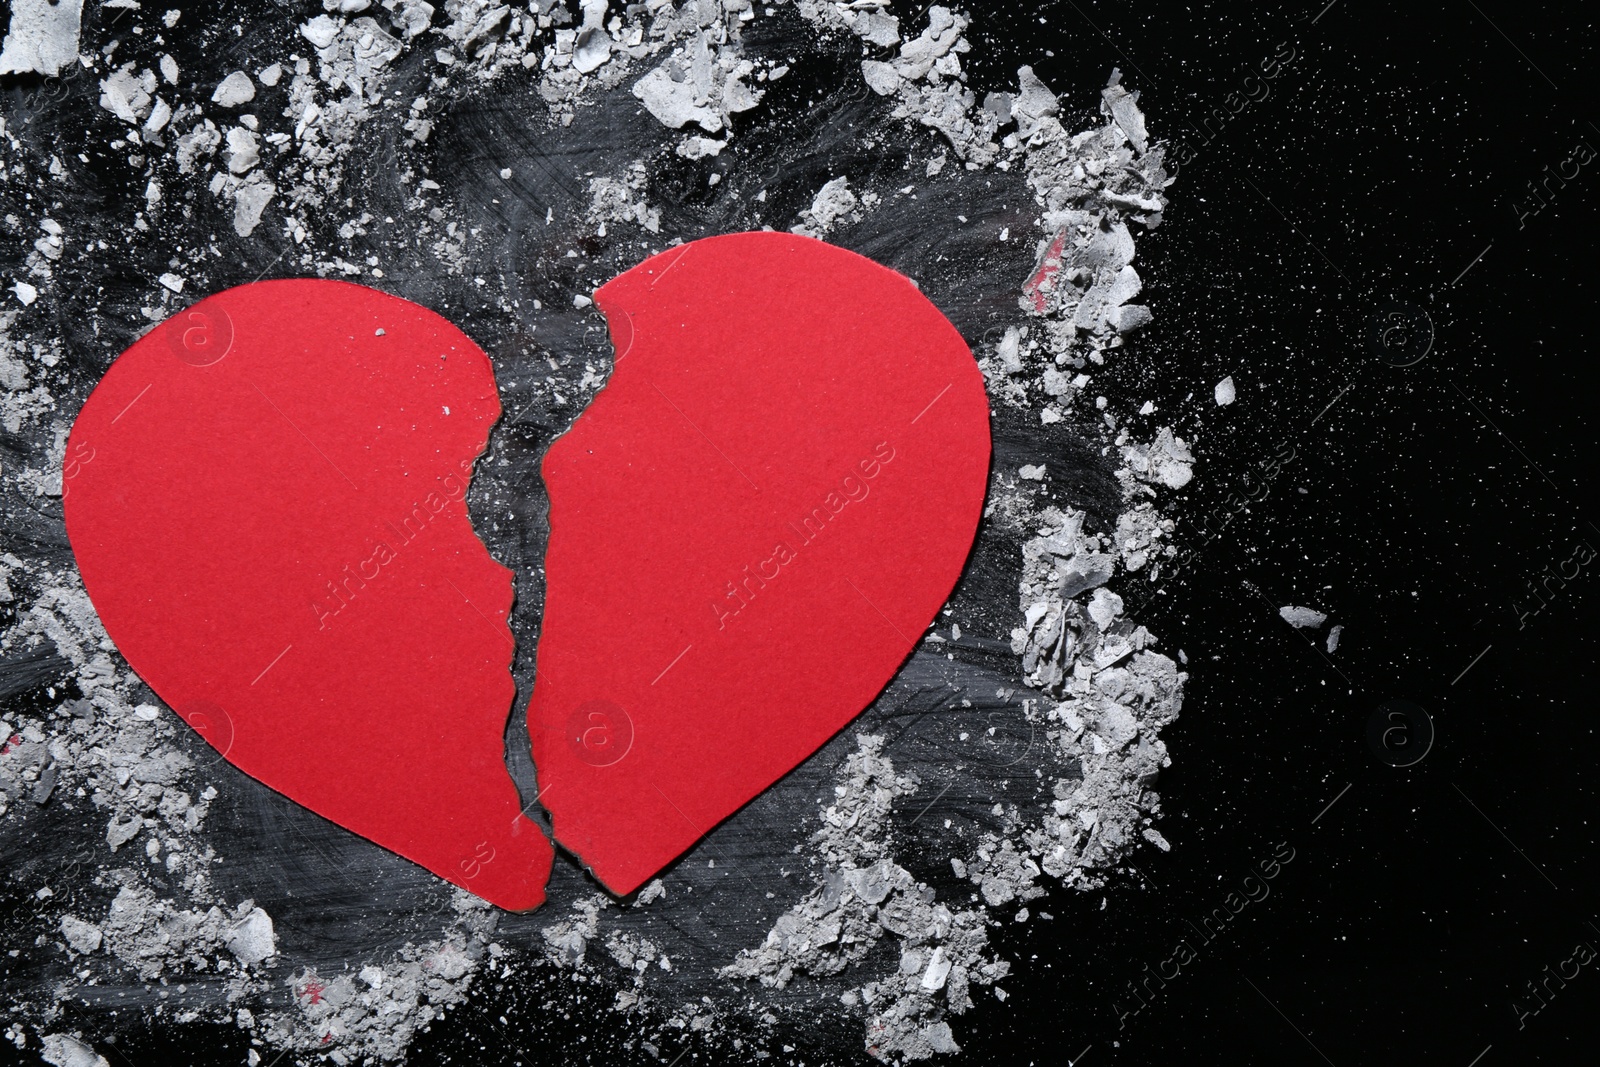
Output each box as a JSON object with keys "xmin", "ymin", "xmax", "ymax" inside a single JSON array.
[{"xmin": 63, "ymin": 279, "xmax": 553, "ymax": 911}]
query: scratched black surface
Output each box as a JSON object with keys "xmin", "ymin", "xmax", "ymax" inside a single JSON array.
[{"xmin": 3, "ymin": 2, "xmax": 1598, "ymax": 1065}]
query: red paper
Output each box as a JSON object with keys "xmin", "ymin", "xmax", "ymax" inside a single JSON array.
[
  {"xmin": 64, "ymin": 280, "xmax": 553, "ymax": 911},
  {"xmin": 528, "ymin": 232, "xmax": 991, "ymax": 894}
]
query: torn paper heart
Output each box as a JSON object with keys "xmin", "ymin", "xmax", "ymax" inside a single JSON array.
[
  {"xmin": 64, "ymin": 280, "xmax": 553, "ymax": 911},
  {"xmin": 528, "ymin": 232, "xmax": 992, "ymax": 894}
]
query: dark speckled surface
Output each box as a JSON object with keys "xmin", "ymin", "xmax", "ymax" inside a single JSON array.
[{"xmin": 2, "ymin": 2, "xmax": 1597, "ymax": 1065}]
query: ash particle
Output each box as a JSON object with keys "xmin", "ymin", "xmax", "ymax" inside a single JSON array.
[{"xmin": 1280, "ymin": 605, "xmax": 1328, "ymax": 629}]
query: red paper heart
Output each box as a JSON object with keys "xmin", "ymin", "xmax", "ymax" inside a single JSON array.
[
  {"xmin": 65, "ymin": 280, "xmax": 553, "ymax": 910},
  {"xmin": 528, "ymin": 232, "xmax": 991, "ymax": 894}
]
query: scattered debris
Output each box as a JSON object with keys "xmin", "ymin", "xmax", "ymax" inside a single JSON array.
[
  {"xmin": 793, "ymin": 176, "xmax": 874, "ymax": 239},
  {"xmin": 1280, "ymin": 605, "xmax": 1328, "ymax": 629},
  {"xmin": 0, "ymin": 0, "xmax": 84, "ymax": 78},
  {"xmin": 210, "ymin": 71, "xmax": 256, "ymax": 108},
  {"xmin": 815, "ymin": 4, "xmax": 1001, "ymax": 168},
  {"xmin": 38, "ymin": 1033, "xmax": 108, "ymax": 1067},
  {"xmin": 59, "ymin": 915, "xmax": 103, "ymax": 956},
  {"xmin": 541, "ymin": 895, "xmax": 606, "ymax": 966},
  {"xmin": 723, "ymin": 736, "xmax": 1010, "ymax": 1061},
  {"xmin": 2, "ymin": 2, "xmax": 1190, "ymax": 1062},
  {"xmin": 631, "ymin": 1, "xmax": 764, "ymax": 136},
  {"xmin": 266, "ymin": 893, "xmax": 499, "ymax": 1063},
  {"xmin": 225, "ymin": 906, "xmax": 278, "ymax": 966},
  {"xmin": 1124, "ymin": 428, "xmax": 1195, "ymax": 490}
]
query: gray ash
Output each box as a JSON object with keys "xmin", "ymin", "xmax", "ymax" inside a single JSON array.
[{"xmin": 1, "ymin": 2, "xmax": 1196, "ymax": 1063}]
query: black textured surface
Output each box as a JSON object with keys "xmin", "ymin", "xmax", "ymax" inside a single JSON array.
[{"xmin": 3, "ymin": 2, "xmax": 1598, "ymax": 1066}]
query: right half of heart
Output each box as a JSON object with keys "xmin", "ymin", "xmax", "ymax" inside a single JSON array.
[{"xmin": 529, "ymin": 231, "xmax": 992, "ymax": 895}]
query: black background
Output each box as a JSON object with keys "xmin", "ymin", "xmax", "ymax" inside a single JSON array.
[
  {"xmin": 945, "ymin": 2, "xmax": 1597, "ymax": 1065},
  {"xmin": 2, "ymin": 1, "xmax": 1597, "ymax": 1065}
]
